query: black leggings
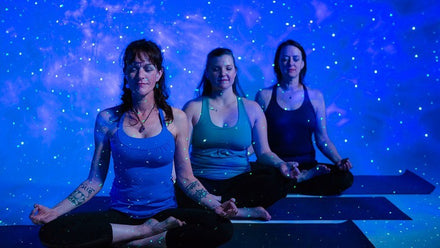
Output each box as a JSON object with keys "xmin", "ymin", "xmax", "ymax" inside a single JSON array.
[
  {"xmin": 290, "ymin": 162, "xmax": 354, "ymax": 195},
  {"xmin": 176, "ymin": 166, "xmax": 289, "ymax": 209},
  {"xmin": 39, "ymin": 208, "xmax": 233, "ymax": 248}
]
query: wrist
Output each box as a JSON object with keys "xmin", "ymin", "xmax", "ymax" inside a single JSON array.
[
  {"xmin": 335, "ymin": 157, "xmax": 348, "ymax": 165},
  {"xmin": 203, "ymin": 194, "xmax": 221, "ymax": 210},
  {"xmin": 274, "ymin": 161, "xmax": 284, "ymax": 168}
]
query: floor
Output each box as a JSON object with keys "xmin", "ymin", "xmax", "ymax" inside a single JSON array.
[{"xmin": 1, "ymin": 170, "xmax": 437, "ymax": 248}]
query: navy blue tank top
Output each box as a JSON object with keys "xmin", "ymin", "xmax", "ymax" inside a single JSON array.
[{"xmin": 265, "ymin": 85, "xmax": 317, "ymax": 164}]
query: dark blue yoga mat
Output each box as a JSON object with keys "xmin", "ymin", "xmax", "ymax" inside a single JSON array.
[
  {"xmin": 75, "ymin": 196, "xmax": 411, "ymax": 221},
  {"xmin": 220, "ymin": 220, "xmax": 374, "ymax": 248},
  {"xmin": 2, "ymin": 221, "xmax": 373, "ymax": 248},
  {"xmin": 0, "ymin": 225, "xmax": 44, "ymax": 248},
  {"xmin": 267, "ymin": 196, "xmax": 411, "ymax": 220},
  {"xmin": 344, "ymin": 170, "xmax": 435, "ymax": 194}
]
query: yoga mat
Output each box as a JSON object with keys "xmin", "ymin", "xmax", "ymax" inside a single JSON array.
[
  {"xmin": 344, "ymin": 170, "xmax": 435, "ymax": 194},
  {"xmin": 267, "ymin": 196, "xmax": 411, "ymax": 220},
  {"xmin": 0, "ymin": 225, "xmax": 44, "ymax": 248},
  {"xmin": 1, "ymin": 221, "xmax": 373, "ymax": 248},
  {"xmin": 74, "ymin": 196, "xmax": 411, "ymax": 220},
  {"xmin": 220, "ymin": 220, "xmax": 374, "ymax": 248}
]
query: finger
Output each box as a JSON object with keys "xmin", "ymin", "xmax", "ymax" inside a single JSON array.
[{"xmin": 30, "ymin": 207, "xmax": 37, "ymax": 217}]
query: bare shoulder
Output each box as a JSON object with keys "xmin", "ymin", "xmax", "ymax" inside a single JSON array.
[
  {"xmin": 305, "ymin": 87, "xmax": 325, "ymax": 113},
  {"xmin": 242, "ymin": 97, "xmax": 262, "ymax": 111},
  {"xmin": 183, "ymin": 97, "xmax": 202, "ymax": 112},
  {"xmin": 255, "ymin": 87, "xmax": 272, "ymax": 101},
  {"xmin": 306, "ymin": 86, "xmax": 324, "ymax": 101},
  {"xmin": 96, "ymin": 106, "xmax": 121, "ymax": 126},
  {"xmin": 94, "ymin": 106, "xmax": 121, "ymax": 136},
  {"xmin": 171, "ymin": 107, "xmax": 188, "ymax": 124},
  {"xmin": 168, "ymin": 107, "xmax": 189, "ymax": 137},
  {"xmin": 241, "ymin": 97, "xmax": 265, "ymax": 125},
  {"xmin": 255, "ymin": 86, "xmax": 273, "ymax": 110},
  {"xmin": 182, "ymin": 97, "xmax": 203, "ymax": 121},
  {"xmin": 257, "ymin": 87, "xmax": 273, "ymax": 97}
]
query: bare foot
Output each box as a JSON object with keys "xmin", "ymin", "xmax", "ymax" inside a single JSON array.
[
  {"xmin": 152, "ymin": 216, "xmax": 185, "ymax": 234},
  {"xmin": 297, "ymin": 164, "xmax": 331, "ymax": 183},
  {"xmin": 137, "ymin": 216, "xmax": 184, "ymax": 240},
  {"xmin": 236, "ymin": 207, "xmax": 271, "ymax": 221}
]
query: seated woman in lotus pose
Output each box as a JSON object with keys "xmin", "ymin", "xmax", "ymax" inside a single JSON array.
[
  {"xmin": 176, "ymin": 48, "xmax": 301, "ymax": 221},
  {"xmin": 255, "ymin": 39, "xmax": 353, "ymax": 195},
  {"xmin": 29, "ymin": 39, "xmax": 237, "ymax": 248}
]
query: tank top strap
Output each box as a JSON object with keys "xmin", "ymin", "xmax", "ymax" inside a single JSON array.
[
  {"xmin": 237, "ymin": 97, "xmax": 252, "ymax": 128},
  {"xmin": 271, "ymin": 84, "xmax": 278, "ymax": 100},
  {"xmin": 117, "ymin": 111, "xmax": 125, "ymax": 129},
  {"xmin": 158, "ymin": 108, "xmax": 166, "ymax": 127},
  {"xmin": 201, "ymin": 97, "xmax": 210, "ymax": 117},
  {"xmin": 303, "ymin": 86, "xmax": 311, "ymax": 103}
]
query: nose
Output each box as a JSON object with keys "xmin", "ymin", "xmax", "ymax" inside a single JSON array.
[{"xmin": 136, "ymin": 67, "xmax": 147, "ymax": 80}]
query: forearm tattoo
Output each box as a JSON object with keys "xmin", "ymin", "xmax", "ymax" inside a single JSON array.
[
  {"xmin": 67, "ymin": 183, "xmax": 96, "ymax": 206},
  {"xmin": 194, "ymin": 189, "xmax": 208, "ymax": 202},
  {"xmin": 185, "ymin": 181, "xmax": 208, "ymax": 203}
]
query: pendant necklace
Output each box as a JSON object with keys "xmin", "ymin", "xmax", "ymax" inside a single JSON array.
[{"xmin": 132, "ymin": 104, "xmax": 156, "ymax": 133}]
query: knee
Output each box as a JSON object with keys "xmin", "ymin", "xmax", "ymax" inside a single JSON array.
[
  {"xmin": 334, "ymin": 170, "xmax": 354, "ymax": 194},
  {"xmin": 214, "ymin": 218, "xmax": 234, "ymax": 245},
  {"xmin": 342, "ymin": 171, "xmax": 354, "ymax": 187},
  {"xmin": 39, "ymin": 221, "xmax": 60, "ymax": 247}
]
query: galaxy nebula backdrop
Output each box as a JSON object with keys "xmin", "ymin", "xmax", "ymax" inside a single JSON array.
[{"xmin": 1, "ymin": 0, "xmax": 439, "ymax": 232}]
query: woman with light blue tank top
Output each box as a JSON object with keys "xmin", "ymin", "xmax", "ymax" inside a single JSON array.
[
  {"xmin": 31, "ymin": 39, "xmax": 237, "ymax": 248},
  {"xmin": 176, "ymin": 48, "xmax": 301, "ymax": 221},
  {"xmin": 190, "ymin": 96, "xmax": 252, "ymax": 180}
]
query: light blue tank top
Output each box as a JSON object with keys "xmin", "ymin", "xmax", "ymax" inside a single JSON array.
[
  {"xmin": 109, "ymin": 109, "xmax": 177, "ymax": 219},
  {"xmin": 191, "ymin": 97, "xmax": 252, "ymax": 180}
]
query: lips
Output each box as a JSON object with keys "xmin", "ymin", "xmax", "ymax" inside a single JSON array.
[
  {"xmin": 218, "ymin": 78, "xmax": 229, "ymax": 83},
  {"xmin": 137, "ymin": 79, "xmax": 150, "ymax": 85}
]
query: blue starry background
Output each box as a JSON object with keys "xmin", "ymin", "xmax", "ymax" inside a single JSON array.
[{"xmin": 0, "ymin": 0, "xmax": 439, "ymax": 246}]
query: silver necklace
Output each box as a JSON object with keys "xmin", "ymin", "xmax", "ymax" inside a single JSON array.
[{"xmin": 132, "ymin": 104, "xmax": 156, "ymax": 133}]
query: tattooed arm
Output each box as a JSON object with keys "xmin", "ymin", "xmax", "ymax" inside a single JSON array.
[{"xmin": 30, "ymin": 109, "xmax": 113, "ymax": 225}]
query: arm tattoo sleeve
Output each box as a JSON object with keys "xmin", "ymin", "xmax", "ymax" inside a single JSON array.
[
  {"xmin": 67, "ymin": 183, "xmax": 96, "ymax": 206},
  {"xmin": 67, "ymin": 190, "xmax": 86, "ymax": 206},
  {"xmin": 185, "ymin": 181, "xmax": 208, "ymax": 203}
]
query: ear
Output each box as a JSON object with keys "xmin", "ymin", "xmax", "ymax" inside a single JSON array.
[{"xmin": 155, "ymin": 69, "xmax": 163, "ymax": 82}]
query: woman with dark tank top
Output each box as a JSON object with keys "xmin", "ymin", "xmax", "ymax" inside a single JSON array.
[
  {"xmin": 255, "ymin": 39, "xmax": 353, "ymax": 195},
  {"xmin": 29, "ymin": 39, "xmax": 237, "ymax": 248},
  {"xmin": 176, "ymin": 48, "xmax": 301, "ymax": 220}
]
